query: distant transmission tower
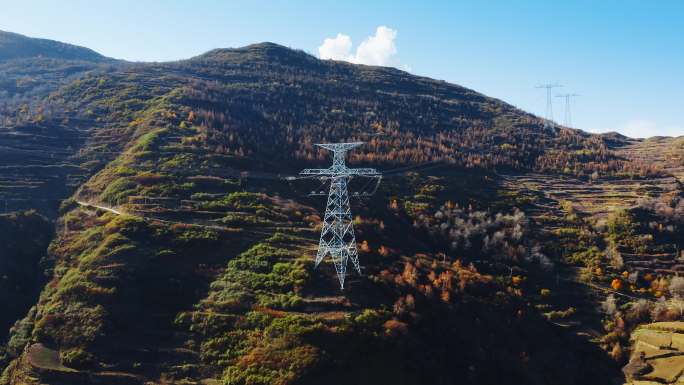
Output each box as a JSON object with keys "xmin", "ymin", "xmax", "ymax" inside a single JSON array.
[
  {"xmin": 536, "ymin": 83, "xmax": 563, "ymax": 130},
  {"xmin": 299, "ymin": 142, "xmax": 381, "ymax": 289},
  {"xmin": 556, "ymin": 93, "xmax": 579, "ymax": 128}
]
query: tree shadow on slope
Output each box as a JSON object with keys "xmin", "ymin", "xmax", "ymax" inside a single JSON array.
[{"xmin": 299, "ymin": 297, "xmax": 623, "ymax": 385}]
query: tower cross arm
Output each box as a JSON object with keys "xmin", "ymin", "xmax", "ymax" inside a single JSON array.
[
  {"xmin": 300, "ymin": 167, "xmax": 334, "ymax": 176},
  {"xmin": 315, "ymin": 142, "xmax": 364, "ymax": 152},
  {"xmin": 299, "ymin": 167, "xmax": 380, "ymax": 176},
  {"xmin": 344, "ymin": 167, "xmax": 380, "ymax": 176}
]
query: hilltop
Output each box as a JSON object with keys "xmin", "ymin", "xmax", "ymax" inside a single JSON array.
[{"xmin": 0, "ymin": 32, "xmax": 683, "ymax": 385}]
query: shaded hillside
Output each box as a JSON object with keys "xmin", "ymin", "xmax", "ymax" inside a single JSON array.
[
  {"xmin": 0, "ymin": 123, "xmax": 93, "ymax": 216},
  {"xmin": 0, "ymin": 174, "xmax": 622, "ymax": 385},
  {"xmin": 0, "ymin": 211, "xmax": 53, "ymax": 345}
]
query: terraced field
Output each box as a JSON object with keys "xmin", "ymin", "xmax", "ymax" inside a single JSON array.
[
  {"xmin": 617, "ymin": 136, "xmax": 684, "ymax": 182},
  {"xmin": 0, "ymin": 119, "xmax": 131, "ymax": 217},
  {"xmin": 497, "ymin": 135, "xmax": 683, "ymax": 224},
  {"xmin": 0, "ymin": 124, "xmax": 86, "ymax": 215},
  {"xmin": 496, "ymin": 149, "xmax": 684, "ymax": 343},
  {"xmin": 621, "ymin": 248, "xmax": 684, "ymax": 276},
  {"xmin": 500, "ymin": 172, "xmax": 680, "ymax": 220}
]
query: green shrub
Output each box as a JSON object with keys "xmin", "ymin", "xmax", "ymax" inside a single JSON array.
[
  {"xmin": 607, "ymin": 209, "xmax": 636, "ymax": 243},
  {"xmin": 60, "ymin": 348, "xmax": 95, "ymax": 369},
  {"xmin": 565, "ymin": 246, "xmax": 603, "ymax": 267},
  {"xmin": 100, "ymin": 178, "xmax": 138, "ymax": 205}
]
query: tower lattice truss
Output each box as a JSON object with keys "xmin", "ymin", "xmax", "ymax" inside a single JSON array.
[{"xmin": 300, "ymin": 143, "xmax": 381, "ymax": 289}]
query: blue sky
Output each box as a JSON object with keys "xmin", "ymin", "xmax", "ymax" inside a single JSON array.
[{"xmin": 2, "ymin": 0, "xmax": 682, "ymax": 138}]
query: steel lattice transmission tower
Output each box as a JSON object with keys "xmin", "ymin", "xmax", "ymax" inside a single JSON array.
[
  {"xmin": 536, "ymin": 83, "xmax": 563, "ymax": 130},
  {"xmin": 556, "ymin": 93, "xmax": 580, "ymax": 128},
  {"xmin": 300, "ymin": 142, "xmax": 381, "ymax": 289}
]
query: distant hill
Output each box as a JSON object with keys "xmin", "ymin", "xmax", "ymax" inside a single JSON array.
[
  {"xmin": 0, "ymin": 31, "xmax": 121, "ymax": 127},
  {"xmin": 0, "ymin": 30, "xmax": 109, "ymax": 62}
]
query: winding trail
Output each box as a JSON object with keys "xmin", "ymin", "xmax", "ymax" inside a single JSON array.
[
  {"xmin": 74, "ymin": 200, "xmax": 243, "ymax": 233},
  {"xmin": 73, "ymin": 199, "xmax": 315, "ymax": 238},
  {"xmin": 76, "ymin": 200, "xmax": 123, "ymax": 215}
]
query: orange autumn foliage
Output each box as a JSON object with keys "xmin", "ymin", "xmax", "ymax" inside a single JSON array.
[
  {"xmin": 440, "ymin": 289, "xmax": 451, "ymax": 302},
  {"xmin": 383, "ymin": 319, "xmax": 409, "ymax": 337},
  {"xmin": 402, "ymin": 262, "xmax": 418, "ymax": 286},
  {"xmin": 611, "ymin": 278, "xmax": 623, "ymax": 291}
]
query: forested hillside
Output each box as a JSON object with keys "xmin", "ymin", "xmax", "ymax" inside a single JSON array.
[{"xmin": 0, "ymin": 32, "xmax": 683, "ymax": 385}]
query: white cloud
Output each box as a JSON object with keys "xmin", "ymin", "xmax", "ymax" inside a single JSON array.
[
  {"xmin": 318, "ymin": 33, "xmax": 354, "ymax": 62},
  {"xmin": 614, "ymin": 120, "xmax": 684, "ymax": 138},
  {"xmin": 318, "ymin": 26, "xmax": 404, "ymax": 69},
  {"xmin": 354, "ymin": 26, "xmax": 397, "ymax": 66}
]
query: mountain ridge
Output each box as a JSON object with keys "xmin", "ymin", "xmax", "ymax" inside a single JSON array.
[{"xmin": 0, "ymin": 30, "xmax": 678, "ymax": 142}]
